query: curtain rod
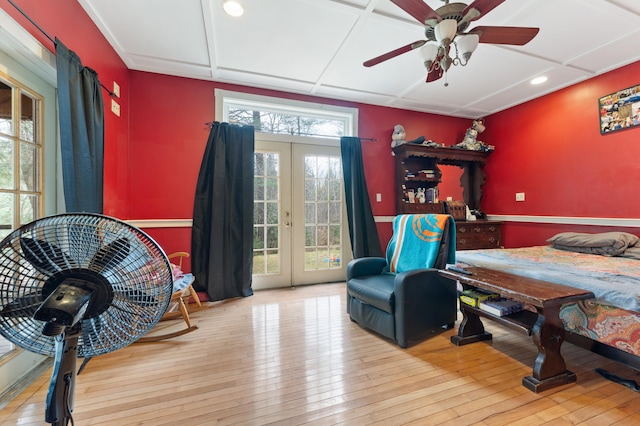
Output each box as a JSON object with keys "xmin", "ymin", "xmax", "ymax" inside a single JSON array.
[{"xmin": 8, "ymin": 0, "xmax": 117, "ymax": 98}]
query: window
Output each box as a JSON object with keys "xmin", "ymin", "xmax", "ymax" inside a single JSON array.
[
  {"xmin": 0, "ymin": 77, "xmax": 42, "ymax": 241},
  {"xmin": 216, "ymin": 89, "xmax": 357, "ymax": 140}
]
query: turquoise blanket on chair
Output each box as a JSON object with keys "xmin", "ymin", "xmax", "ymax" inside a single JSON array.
[{"xmin": 386, "ymin": 214, "xmax": 456, "ymax": 273}]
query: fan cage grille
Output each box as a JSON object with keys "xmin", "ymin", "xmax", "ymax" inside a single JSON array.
[{"xmin": 0, "ymin": 213, "xmax": 174, "ymax": 357}]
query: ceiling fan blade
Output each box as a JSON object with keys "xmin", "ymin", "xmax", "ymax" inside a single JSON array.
[
  {"xmin": 470, "ymin": 26, "xmax": 540, "ymax": 45},
  {"xmin": 391, "ymin": 0, "xmax": 441, "ymax": 24},
  {"xmin": 89, "ymin": 238, "xmax": 130, "ymax": 273},
  {"xmin": 463, "ymin": 0, "xmax": 505, "ymax": 22},
  {"xmin": 364, "ymin": 40, "xmax": 426, "ymax": 67},
  {"xmin": 21, "ymin": 238, "xmax": 77, "ymax": 276},
  {"xmin": 426, "ymin": 68, "xmax": 443, "ymax": 83}
]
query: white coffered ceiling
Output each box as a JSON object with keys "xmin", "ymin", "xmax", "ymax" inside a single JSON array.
[{"xmin": 79, "ymin": 0, "xmax": 640, "ymax": 118}]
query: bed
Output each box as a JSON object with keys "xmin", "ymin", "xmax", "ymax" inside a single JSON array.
[{"xmin": 455, "ymin": 231, "xmax": 640, "ymax": 370}]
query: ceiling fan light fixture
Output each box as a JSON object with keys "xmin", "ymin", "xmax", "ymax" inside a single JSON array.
[
  {"xmin": 434, "ymin": 19, "xmax": 457, "ymax": 47},
  {"xmin": 420, "ymin": 43, "xmax": 439, "ymax": 69},
  {"xmin": 223, "ymin": 0, "xmax": 244, "ymax": 17},
  {"xmin": 457, "ymin": 34, "xmax": 479, "ymax": 62}
]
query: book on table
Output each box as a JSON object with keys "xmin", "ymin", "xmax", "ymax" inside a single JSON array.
[
  {"xmin": 459, "ymin": 288, "xmax": 499, "ymax": 308},
  {"xmin": 479, "ymin": 298, "xmax": 524, "ymax": 316}
]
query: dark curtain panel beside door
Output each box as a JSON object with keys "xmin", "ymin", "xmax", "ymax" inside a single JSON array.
[
  {"xmin": 340, "ymin": 137, "xmax": 382, "ymax": 258},
  {"xmin": 55, "ymin": 38, "xmax": 104, "ymax": 213},
  {"xmin": 192, "ymin": 122, "xmax": 254, "ymax": 301}
]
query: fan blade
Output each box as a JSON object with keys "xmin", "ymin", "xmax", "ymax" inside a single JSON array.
[
  {"xmin": 391, "ymin": 0, "xmax": 441, "ymax": 24},
  {"xmin": 89, "ymin": 238, "xmax": 130, "ymax": 272},
  {"xmin": 463, "ymin": 0, "xmax": 505, "ymax": 22},
  {"xmin": 0, "ymin": 291, "xmax": 43, "ymax": 318},
  {"xmin": 426, "ymin": 68, "xmax": 443, "ymax": 83},
  {"xmin": 364, "ymin": 40, "xmax": 426, "ymax": 67},
  {"xmin": 470, "ymin": 26, "xmax": 539, "ymax": 45},
  {"xmin": 21, "ymin": 238, "xmax": 77, "ymax": 276}
]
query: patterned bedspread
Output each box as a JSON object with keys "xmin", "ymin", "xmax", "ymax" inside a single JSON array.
[
  {"xmin": 456, "ymin": 246, "xmax": 640, "ymax": 312},
  {"xmin": 456, "ymin": 246, "xmax": 640, "ymax": 356}
]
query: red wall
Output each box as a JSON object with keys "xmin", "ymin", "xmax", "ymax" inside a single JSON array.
[{"xmin": 482, "ymin": 60, "xmax": 640, "ymax": 247}]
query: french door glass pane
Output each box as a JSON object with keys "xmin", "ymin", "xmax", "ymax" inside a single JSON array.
[
  {"xmin": 0, "ymin": 193, "xmax": 13, "ymax": 240},
  {"xmin": 0, "ymin": 137, "xmax": 14, "ymax": 190},
  {"xmin": 304, "ymin": 154, "xmax": 342, "ymax": 271},
  {"xmin": 20, "ymin": 142, "xmax": 37, "ymax": 191},
  {"xmin": 20, "ymin": 93, "xmax": 35, "ymax": 142},
  {"xmin": 253, "ymin": 152, "xmax": 280, "ymax": 275},
  {"xmin": 20, "ymin": 194, "xmax": 36, "ymax": 226},
  {"xmin": 0, "ymin": 82, "xmax": 12, "ymax": 136}
]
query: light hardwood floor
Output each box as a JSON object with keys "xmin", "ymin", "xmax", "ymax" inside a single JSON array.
[{"xmin": 2, "ymin": 282, "xmax": 640, "ymax": 425}]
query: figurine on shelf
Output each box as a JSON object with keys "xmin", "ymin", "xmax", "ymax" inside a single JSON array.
[
  {"xmin": 391, "ymin": 124, "xmax": 406, "ymax": 149},
  {"xmin": 416, "ymin": 187, "xmax": 426, "ymax": 204},
  {"xmin": 455, "ymin": 119, "xmax": 494, "ymax": 152}
]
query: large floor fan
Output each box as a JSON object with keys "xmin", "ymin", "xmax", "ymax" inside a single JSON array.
[
  {"xmin": 0, "ymin": 213, "xmax": 174, "ymax": 425},
  {"xmin": 365, "ymin": 0, "xmax": 540, "ymax": 83}
]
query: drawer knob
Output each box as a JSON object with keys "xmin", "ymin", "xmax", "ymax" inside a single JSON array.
[
  {"xmin": 488, "ymin": 226, "xmax": 496, "ymax": 232},
  {"xmin": 459, "ymin": 227, "xmax": 467, "ymax": 233},
  {"xmin": 489, "ymin": 237, "xmax": 496, "ymax": 243},
  {"xmin": 474, "ymin": 227, "xmax": 482, "ymax": 233}
]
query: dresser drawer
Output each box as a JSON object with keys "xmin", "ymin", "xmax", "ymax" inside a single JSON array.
[{"xmin": 456, "ymin": 221, "xmax": 501, "ymax": 250}]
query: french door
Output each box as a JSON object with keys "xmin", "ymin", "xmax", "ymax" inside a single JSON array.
[{"xmin": 252, "ymin": 140, "xmax": 351, "ymax": 289}]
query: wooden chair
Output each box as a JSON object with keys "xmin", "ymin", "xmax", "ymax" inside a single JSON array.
[{"xmin": 137, "ymin": 252, "xmax": 204, "ymax": 342}]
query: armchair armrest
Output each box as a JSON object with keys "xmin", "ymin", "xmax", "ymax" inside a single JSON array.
[{"xmin": 346, "ymin": 257, "xmax": 387, "ymax": 280}]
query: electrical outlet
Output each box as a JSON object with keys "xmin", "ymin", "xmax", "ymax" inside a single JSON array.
[
  {"xmin": 113, "ymin": 81, "xmax": 120, "ymax": 98},
  {"xmin": 515, "ymin": 192, "xmax": 525, "ymax": 202},
  {"xmin": 376, "ymin": 193, "xmax": 382, "ymax": 202},
  {"xmin": 111, "ymin": 99, "xmax": 120, "ymax": 117}
]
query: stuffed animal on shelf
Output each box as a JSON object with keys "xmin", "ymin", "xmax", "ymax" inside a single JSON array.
[
  {"xmin": 455, "ymin": 119, "xmax": 494, "ymax": 152},
  {"xmin": 391, "ymin": 124, "xmax": 406, "ymax": 149}
]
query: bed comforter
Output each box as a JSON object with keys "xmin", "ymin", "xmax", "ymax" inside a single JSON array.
[{"xmin": 456, "ymin": 245, "xmax": 640, "ymax": 357}]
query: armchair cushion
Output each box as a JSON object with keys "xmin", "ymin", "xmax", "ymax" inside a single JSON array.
[{"xmin": 347, "ymin": 274, "xmax": 395, "ymax": 314}]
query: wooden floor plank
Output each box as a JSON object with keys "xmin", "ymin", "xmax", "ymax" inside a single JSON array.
[{"xmin": 3, "ymin": 282, "xmax": 640, "ymax": 425}]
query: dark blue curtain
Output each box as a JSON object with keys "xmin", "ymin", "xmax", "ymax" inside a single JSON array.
[
  {"xmin": 55, "ymin": 38, "xmax": 104, "ymax": 213},
  {"xmin": 340, "ymin": 137, "xmax": 382, "ymax": 258},
  {"xmin": 192, "ymin": 122, "xmax": 254, "ymax": 301}
]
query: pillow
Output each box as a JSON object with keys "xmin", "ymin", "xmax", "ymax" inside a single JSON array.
[
  {"xmin": 621, "ymin": 246, "xmax": 640, "ymax": 260},
  {"xmin": 547, "ymin": 232, "xmax": 639, "ymax": 256}
]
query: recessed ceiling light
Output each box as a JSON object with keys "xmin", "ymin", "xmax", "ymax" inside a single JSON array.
[
  {"xmin": 531, "ymin": 76, "xmax": 548, "ymax": 85},
  {"xmin": 223, "ymin": 1, "xmax": 244, "ymax": 17}
]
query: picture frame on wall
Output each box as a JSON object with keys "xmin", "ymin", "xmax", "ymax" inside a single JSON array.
[{"xmin": 599, "ymin": 84, "xmax": 640, "ymax": 134}]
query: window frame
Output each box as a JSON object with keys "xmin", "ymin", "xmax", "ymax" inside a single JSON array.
[
  {"xmin": 214, "ymin": 89, "xmax": 358, "ymax": 146},
  {"xmin": 0, "ymin": 74, "xmax": 45, "ymax": 238}
]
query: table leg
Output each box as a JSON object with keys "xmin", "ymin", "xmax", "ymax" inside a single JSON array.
[
  {"xmin": 522, "ymin": 304, "xmax": 576, "ymax": 393},
  {"xmin": 451, "ymin": 305, "xmax": 493, "ymax": 346}
]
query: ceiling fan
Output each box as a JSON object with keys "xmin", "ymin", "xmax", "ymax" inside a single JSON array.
[{"xmin": 364, "ymin": 0, "xmax": 540, "ymax": 85}]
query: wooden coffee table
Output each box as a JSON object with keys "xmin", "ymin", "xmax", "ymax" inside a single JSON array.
[{"xmin": 439, "ymin": 266, "xmax": 595, "ymax": 393}]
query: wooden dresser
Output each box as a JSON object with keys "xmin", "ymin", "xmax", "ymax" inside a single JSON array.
[{"xmin": 456, "ymin": 220, "xmax": 502, "ymax": 250}]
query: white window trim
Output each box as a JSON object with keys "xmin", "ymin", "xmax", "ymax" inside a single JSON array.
[{"xmin": 214, "ymin": 89, "xmax": 358, "ymax": 147}]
